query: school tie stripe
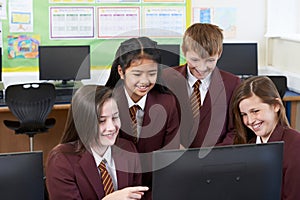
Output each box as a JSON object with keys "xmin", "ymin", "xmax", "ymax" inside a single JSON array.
[
  {"xmin": 129, "ymin": 105, "xmax": 140, "ymax": 143},
  {"xmin": 190, "ymin": 80, "xmax": 201, "ymax": 118},
  {"xmin": 99, "ymin": 160, "xmax": 114, "ymax": 196}
]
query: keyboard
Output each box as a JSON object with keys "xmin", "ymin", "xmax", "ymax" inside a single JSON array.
[{"xmin": 55, "ymin": 88, "xmax": 75, "ymax": 103}]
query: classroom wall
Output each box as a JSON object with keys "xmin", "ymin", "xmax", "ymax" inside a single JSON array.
[
  {"xmin": 268, "ymin": 38, "xmax": 300, "ymax": 74},
  {"xmin": 191, "ymin": 0, "xmax": 267, "ymax": 67},
  {"xmin": 265, "ymin": 37, "xmax": 300, "ymax": 93}
]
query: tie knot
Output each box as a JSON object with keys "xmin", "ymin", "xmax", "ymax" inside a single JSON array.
[
  {"xmin": 129, "ymin": 105, "xmax": 140, "ymax": 118},
  {"xmin": 193, "ymin": 80, "xmax": 201, "ymax": 89},
  {"xmin": 99, "ymin": 160, "xmax": 107, "ymax": 171}
]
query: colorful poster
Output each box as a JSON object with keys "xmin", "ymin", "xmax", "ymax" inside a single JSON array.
[{"xmin": 7, "ymin": 35, "xmax": 40, "ymax": 59}]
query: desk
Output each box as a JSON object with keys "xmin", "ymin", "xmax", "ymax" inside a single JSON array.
[
  {"xmin": 0, "ymin": 90, "xmax": 299, "ymax": 166},
  {"xmin": 0, "ymin": 104, "xmax": 70, "ymax": 166},
  {"xmin": 283, "ymin": 91, "xmax": 300, "ymax": 130}
]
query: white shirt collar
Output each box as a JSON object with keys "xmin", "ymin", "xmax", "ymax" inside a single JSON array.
[
  {"xmin": 187, "ymin": 66, "xmax": 211, "ymax": 90},
  {"xmin": 91, "ymin": 146, "xmax": 113, "ymax": 168},
  {"xmin": 256, "ymin": 135, "xmax": 271, "ymax": 144},
  {"xmin": 124, "ymin": 87, "xmax": 147, "ymax": 110}
]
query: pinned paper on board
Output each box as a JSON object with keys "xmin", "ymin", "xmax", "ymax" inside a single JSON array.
[{"xmin": 193, "ymin": 7, "xmax": 237, "ymax": 39}]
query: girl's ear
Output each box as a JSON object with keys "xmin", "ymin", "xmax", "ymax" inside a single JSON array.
[
  {"xmin": 273, "ymin": 98, "xmax": 281, "ymax": 113},
  {"xmin": 117, "ymin": 65, "xmax": 124, "ymax": 79}
]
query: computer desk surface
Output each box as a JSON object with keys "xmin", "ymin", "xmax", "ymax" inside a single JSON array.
[{"xmin": 0, "ymin": 90, "xmax": 299, "ymax": 165}]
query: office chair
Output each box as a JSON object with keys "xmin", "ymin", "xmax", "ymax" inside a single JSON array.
[
  {"xmin": 3, "ymin": 83, "xmax": 56, "ymax": 152},
  {"xmin": 267, "ymin": 75, "xmax": 288, "ymax": 99}
]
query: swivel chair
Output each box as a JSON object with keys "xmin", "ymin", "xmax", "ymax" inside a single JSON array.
[
  {"xmin": 3, "ymin": 83, "xmax": 56, "ymax": 152},
  {"xmin": 267, "ymin": 75, "xmax": 288, "ymax": 99}
]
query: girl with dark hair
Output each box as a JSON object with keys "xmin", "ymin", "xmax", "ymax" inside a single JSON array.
[
  {"xmin": 105, "ymin": 37, "xmax": 180, "ymax": 200},
  {"xmin": 231, "ymin": 76, "xmax": 300, "ymax": 200},
  {"xmin": 46, "ymin": 85, "xmax": 148, "ymax": 200}
]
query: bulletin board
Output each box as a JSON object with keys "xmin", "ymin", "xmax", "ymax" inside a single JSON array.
[{"xmin": 1, "ymin": 0, "xmax": 189, "ymax": 72}]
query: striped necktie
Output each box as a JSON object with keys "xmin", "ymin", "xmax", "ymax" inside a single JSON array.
[
  {"xmin": 129, "ymin": 105, "xmax": 140, "ymax": 143},
  {"xmin": 99, "ymin": 160, "xmax": 114, "ymax": 196},
  {"xmin": 190, "ymin": 80, "xmax": 201, "ymax": 118}
]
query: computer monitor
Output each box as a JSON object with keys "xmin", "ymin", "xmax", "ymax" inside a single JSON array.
[
  {"xmin": 217, "ymin": 43, "xmax": 258, "ymax": 78},
  {"xmin": 0, "ymin": 151, "xmax": 44, "ymax": 200},
  {"xmin": 153, "ymin": 142, "xmax": 283, "ymax": 200},
  {"xmin": 157, "ymin": 44, "xmax": 180, "ymax": 68},
  {"xmin": 38, "ymin": 45, "xmax": 91, "ymax": 87}
]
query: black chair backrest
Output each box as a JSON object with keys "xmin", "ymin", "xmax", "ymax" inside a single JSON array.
[
  {"xmin": 5, "ymin": 83, "xmax": 56, "ymax": 129},
  {"xmin": 267, "ymin": 75, "xmax": 288, "ymax": 99}
]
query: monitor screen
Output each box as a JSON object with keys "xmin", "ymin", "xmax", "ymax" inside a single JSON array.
[
  {"xmin": 217, "ymin": 43, "xmax": 258, "ymax": 77},
  {"xmin": 0, "ymin": 151, "xmax": 44, "ymax": 200},
  {"xmin": 38, "ymin": 45, "xmax": 90, "ymax": 87},
  {"xmin": 157, "ymin": 44, "xmax": 180, "ymax": 68},
  {"xmin": 153, "ymin": 142, "xmax": 283, "ymax": 200}
]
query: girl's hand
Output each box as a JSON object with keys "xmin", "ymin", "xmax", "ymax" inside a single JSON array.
[{"xmin": 102, "ymin": 186, "xmax": 149, "ymax": 200}]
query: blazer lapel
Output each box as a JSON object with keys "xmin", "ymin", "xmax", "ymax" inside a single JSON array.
[
  {"xmin": 112, "ymin": 146, "xmax": 129, "ymax": 189},
  {"xmin": 200, "ymin": 68, "xmax": 227, "ymax": 122},
  {"xmin": 79, "ymin": 151, "xmax": 104, "ymax": 199},
  {"xmin": 268, "ymin": 124, "xmax": 285, "ymax": 142}
]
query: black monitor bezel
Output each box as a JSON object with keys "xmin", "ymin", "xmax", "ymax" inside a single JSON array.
[
  {"xmin": 38, "ymin": 45, "xmax": 91, "ymax": 86},
  {"xmin": 217, "ymin": 42, "xmax": 258, "ymax": 77},
  {"xmin": 153, "ymin": 142, "xmax": 283, "ymax": 200},
  {"xmin": 157, "ymin": 44, "xmax": 180, "ymax": 68},
  {"xmin": 0, "ymin": 151, "xmax": 44, "ymax": 199}
]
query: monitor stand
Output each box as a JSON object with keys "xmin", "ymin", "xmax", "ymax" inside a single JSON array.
[{"xmin": 54, "ymin": 80, "xmax": 83, "ymax": 89}]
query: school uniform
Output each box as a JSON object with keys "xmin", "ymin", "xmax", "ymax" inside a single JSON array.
[
  {"xmin": 162, "ymin": 64, "xmax": 241, "ymax": 148},
  {"xmin": 253, "ymin": 124, "xmax": 300, "ymax": 200},
  {"xmin": 112, "ymin": 84, "xmax": 180, "ymax": 200},
  {"xmin": 46, "ymin": 138, "xmax": 142, "ymax": 200}
]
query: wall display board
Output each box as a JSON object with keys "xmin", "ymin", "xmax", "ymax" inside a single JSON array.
[{"xmin": 1, "ymin": 0, "xmax": 187, "ymax": 72}]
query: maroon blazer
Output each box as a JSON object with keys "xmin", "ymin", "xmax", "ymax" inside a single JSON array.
[
  {"xmin": 162, "ymin": 65, "xmax": 241, "ymax": 148},
  {"xmin": 267, "ymin": 124, "xmax": 300, "ymax": 200},
  {"xmin": 46, "ymin": 138, "xmax": 142, "ymax": 200},
  {"xmin": 112, "ymin": 85, "xmax": 180, "ymax": 200}
]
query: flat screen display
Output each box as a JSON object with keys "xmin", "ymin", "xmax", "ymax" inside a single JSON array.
[
  {"xmin": 157, "ymin": 44, "xmax": 180, "ymax": 68},
  {"xmin": 0, "ymin": 151, "xmax": 44, "ymax": 200},
  {"xmin": 39, "ymin": 45, "xmax": 90, "ymax": 87},
  {"xmin": 153, "ymin": 142, "xmax": 283, "ymax": 200},
  {"xmin": 217, "ymin": 43, "xmax": 258, "ymax": 77}
]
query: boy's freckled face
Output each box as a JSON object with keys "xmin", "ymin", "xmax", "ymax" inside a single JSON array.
[
  {"xmin": 118, "ymin": 58, "xmax": 158, "ymax": 102},
  {"xmin": 185, "ymin": 50, "xmax": 219, "ymax": 80}
]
